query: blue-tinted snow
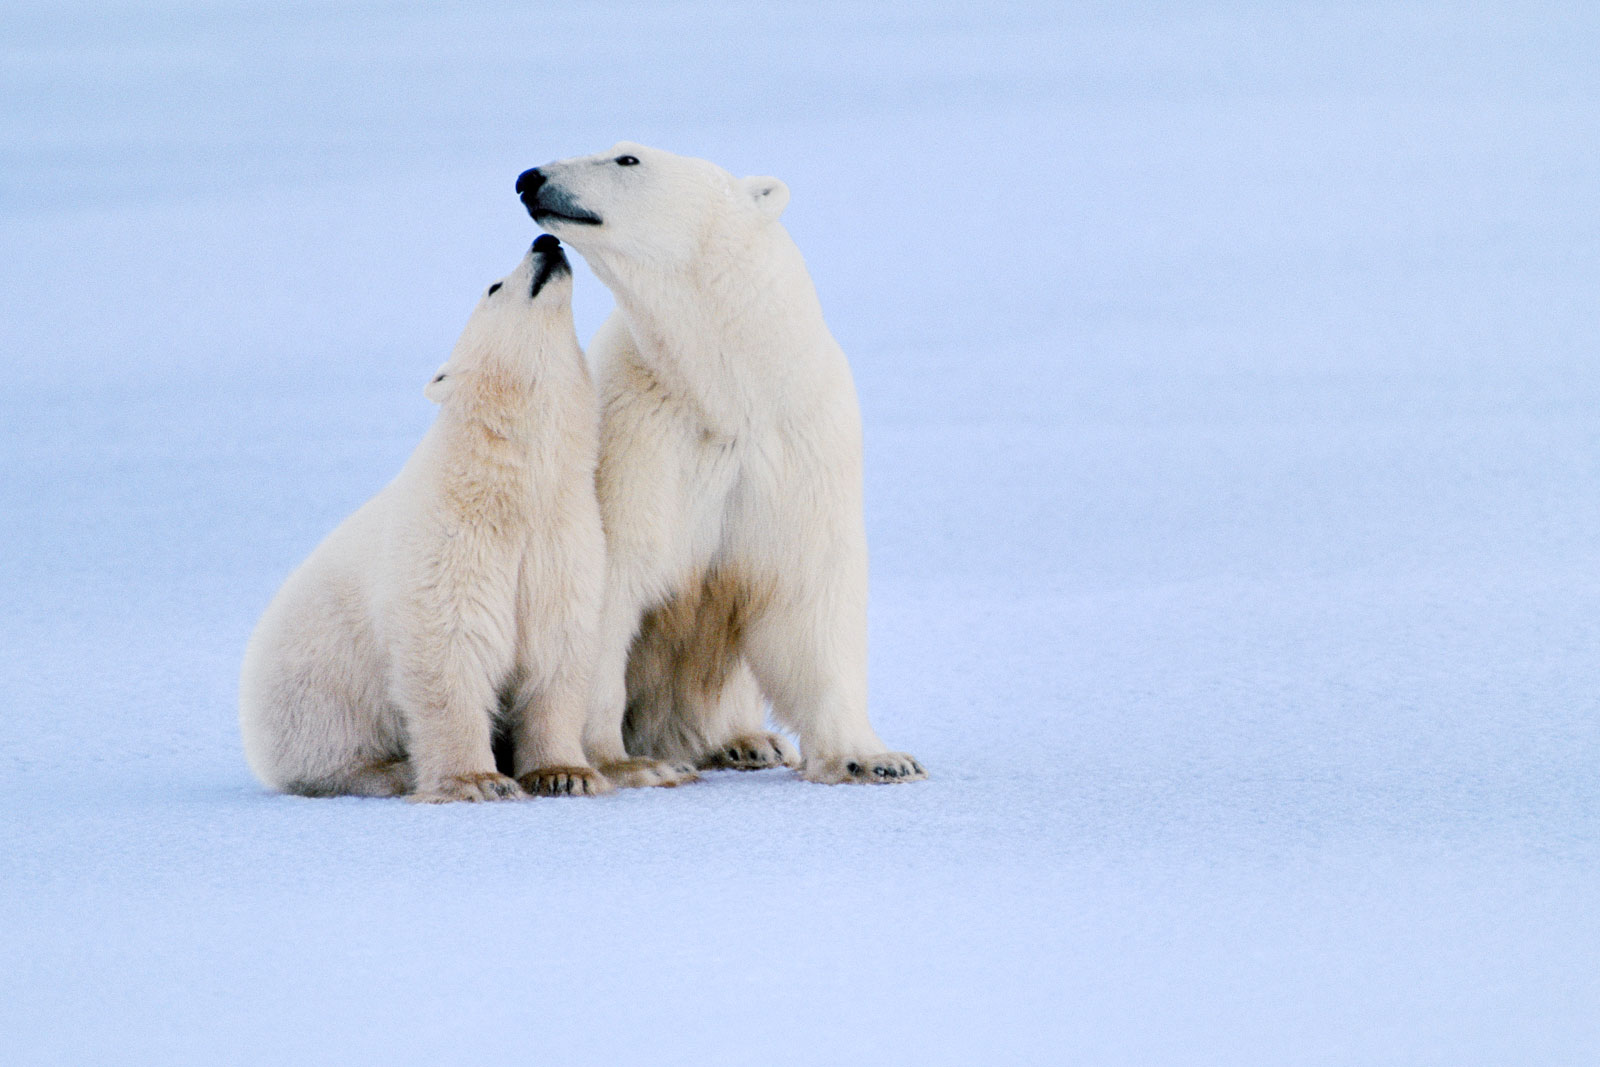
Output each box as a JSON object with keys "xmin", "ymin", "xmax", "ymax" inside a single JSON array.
[{"xmin": 3, "ymin": 2, "xmax": 1598, "ymax": 1063}]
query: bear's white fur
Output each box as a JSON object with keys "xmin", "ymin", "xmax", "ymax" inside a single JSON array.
[
  {"xmin": 521, "ymin": 143, "xmax": 925, "ymax": 785},
  {"xmin": 239, "ymin": 238, "xmax": 609, "ymax": 801}
]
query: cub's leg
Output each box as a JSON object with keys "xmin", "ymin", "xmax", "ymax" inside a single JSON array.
[
  {"xmin": 624, "ymin": 576, "xmax": 797, "ymax": 771},
  {"xmin": 339, "ymin": 758, "xmax": 414, "ymax": 796},
  {"xmin": 511, "ymin": 645, "xmax": 612, "ymax": 798},
  {"xmin": 393, "ymin": 620, "xmax": 524, "ymax": 803},
  {"xmin": 287, "ymin": 757, "xmax": 414, "ymax": 798},
  {"xmin": 508, "ymin": 523, "xmax": 612, "ymax": 797},
  {"xmin": 240, "ymin": 588, "xmax": 415, "ymax": 798},
  {"xmin": 513, "ymin": 668, "xmax": 612, "ymax": 796}
]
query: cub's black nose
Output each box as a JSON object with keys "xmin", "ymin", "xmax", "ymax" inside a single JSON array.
[
  {"xmin": 515, "ymin": 168, "xmax": 545, "ymax": 201},
  {"xmin": 533, "ymin": 234, "xmax": 560, "ymax": 254}
]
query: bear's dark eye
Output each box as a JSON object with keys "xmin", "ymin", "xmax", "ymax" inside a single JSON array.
[
  {"xmin": 487, "ymin": 282, "xmax": 502, "ymax": 296},
  {"xmin": 615, "ymin": 155, "xmax": 639, "ymax": 166}
]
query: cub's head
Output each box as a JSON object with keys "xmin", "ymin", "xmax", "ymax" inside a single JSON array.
[
  {"xmin": 514, "ymin": 143, "xmax": 789, "ymax": 271},
  {"xmin": 425, "ymin": 234, "xmax": 575, "ymax": 403}
]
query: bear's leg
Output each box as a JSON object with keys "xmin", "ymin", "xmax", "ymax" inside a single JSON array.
[
  {"xmin": 581, "ymin": 376, "xmax": 717, "ymax": 789},
  {"xmin": 620, "ymin": 599, "xmax": 690, "ymax": 757},
  {"xmin": 624, "ymin": 578, "xmax": 796, "ymax": 771},
  {"xmin": 584, "ymin": 578, "xmax": 700, "ymax": 788},
  {"xmin": 690, "ymin": 660, "xmax": 798, "ymax": 771},
  {"xmin": 739, "ymin": 569, "xmax": 926, "ymax": 786}
]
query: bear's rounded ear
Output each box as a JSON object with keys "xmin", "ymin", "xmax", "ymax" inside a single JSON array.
[
  {"xmin": 424, "ymin": 363, "xmax": 455, "ymax": 404},
  {"xmin": 739, "ymin": 175, "xmax": 789, "ymax": 220}
]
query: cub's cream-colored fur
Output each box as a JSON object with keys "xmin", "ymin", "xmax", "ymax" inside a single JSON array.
[
  {"xmin": 522, "ymin": 143, "xmax": 925, "ymax": 785},
  {"xmin": 238, "ymin": 239, "xmax": 608, "ymax": 801}
]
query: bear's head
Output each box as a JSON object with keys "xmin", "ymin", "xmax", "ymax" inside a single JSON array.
[
  {"xmin": 514, "ymin": 143, "xmax": 789, "ymax": 273},
  {"xmin": 425, "ymin": 234, "xmax": 575, "ymax": 403}
]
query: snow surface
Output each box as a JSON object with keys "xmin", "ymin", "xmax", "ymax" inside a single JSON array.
[{"xmin": 3, "ymin": 1, "xmax": 1599, "ymax": 1063}]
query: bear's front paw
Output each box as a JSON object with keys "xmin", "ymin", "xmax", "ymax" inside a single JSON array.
[
  {"xmin": 517, "ymin": 765, "xmax": 613, "ymax": 797},
  {"xmin": 411, "ymin": 771, "xmax": 526, "ymax": 803},
  {"xmin": 597, "ymin": 758, "xmax": 700, "ymax": 789},
  {"xmin": 802, "ymin": 752, "xmax": 927, "ymax": 785},
  {"xmin": 700, "ymin": 732, "xmax": 801, "ymax": 771}
]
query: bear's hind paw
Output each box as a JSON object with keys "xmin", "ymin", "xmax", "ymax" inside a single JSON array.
[
  {"xmin": 700, "ymin": 732, "xmax": 800, "ymax": 771},
  {"xmin": 598, "ymin": 758, "xmax": 700, "ymax": 789}
]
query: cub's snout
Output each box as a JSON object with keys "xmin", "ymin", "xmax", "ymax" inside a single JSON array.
[{"xmin": 528, "ymin": 233, "xmax": 569, "ymax": 299}]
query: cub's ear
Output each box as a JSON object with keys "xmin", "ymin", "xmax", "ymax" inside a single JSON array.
[
  {"xmin": 423, "ymin": 363, "xmax": 455, "ymax": 403},
  {"xmin": 739, "ymin": 175, "xmax": 789, "ymax": 220}
]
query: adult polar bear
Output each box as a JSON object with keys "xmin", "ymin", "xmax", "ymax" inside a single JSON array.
[
  {"xmin": 517, "ymin": 143, "xmax": 925, "ymax": 786},
  {"xmin": 239, "ymin": 236, "xmax": 609, "ymax": 801}
]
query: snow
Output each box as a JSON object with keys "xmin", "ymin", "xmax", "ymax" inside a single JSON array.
[{"xmin": 4, "ymin": 1, "xmax": 1599, "ymax": 1062}]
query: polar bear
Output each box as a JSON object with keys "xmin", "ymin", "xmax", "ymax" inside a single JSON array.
[
  {"xmin": 515, "ymin": 143, "xmax": 926, "ymax": 785},
  {"xmin": 239, "ymin": 235, "xmax": 609, "ymax": 801}
]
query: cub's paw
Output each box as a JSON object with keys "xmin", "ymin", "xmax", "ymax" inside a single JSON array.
[
  {"xmin": 411, "ymin": 771, "xmax": 526, "ymax": 803},
  {"xmin": 701, "ymin": 732, "xmax": 801, "ymax": 771},
  {"xmin": 597, "ymin": 758, "xmax": 700, "ymax": 789},
  {"xmin": 517, "ymin": 765, "xmax": 613, "ymax": 797},
  {"xmin": 803, "ymin": 752, "xmax": 927, "ymax": 785}
]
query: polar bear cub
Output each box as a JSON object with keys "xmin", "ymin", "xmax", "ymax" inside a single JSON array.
[
  {"xmin": 239, "ymin": 236, "xmax": 609, "ymax": 801},
  {"xmin": 515, "ymin": 143, "xmax": 926, "ymax": 785}
]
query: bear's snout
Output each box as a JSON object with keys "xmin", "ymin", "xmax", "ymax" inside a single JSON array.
[
  {"xmin": 516, "ymin": 168, "xmax": 602, "ymax": 226},
  {"xmin": 516, "ymin": 168, "xmax": 546, "ymax": 210}
]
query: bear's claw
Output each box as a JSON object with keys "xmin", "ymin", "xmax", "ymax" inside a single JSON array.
[
  {"xmin": 410, "ymin": 771, "xmax": 526, "ymax": 803},
  {"xmin": 802, "ymin": 752, "xmax": 927, "ymax": 785},
  {"xmin": 700, "ymin": 732, "xmax": 801, "ymax": 771},
  {"xmin": 517, "ymin": 766, "xmax": 612, "ymax": 797},
  {"xmin": 598, "ymin": 758, "xmax": 700, "ymax": 789}
]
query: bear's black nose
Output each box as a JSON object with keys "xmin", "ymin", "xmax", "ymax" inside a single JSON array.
[
  {"xmin": 533, "ymin": 234, "xmax": 560, "ymax": 254},
  {"xmin": 515, "ymin": 168, "xmax": 546, "ymax": 201}
]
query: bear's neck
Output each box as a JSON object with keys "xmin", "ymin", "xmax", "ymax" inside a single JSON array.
[{"xmin": 590, "ymin": 229, "xmax": 848, "ymax": 435}]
